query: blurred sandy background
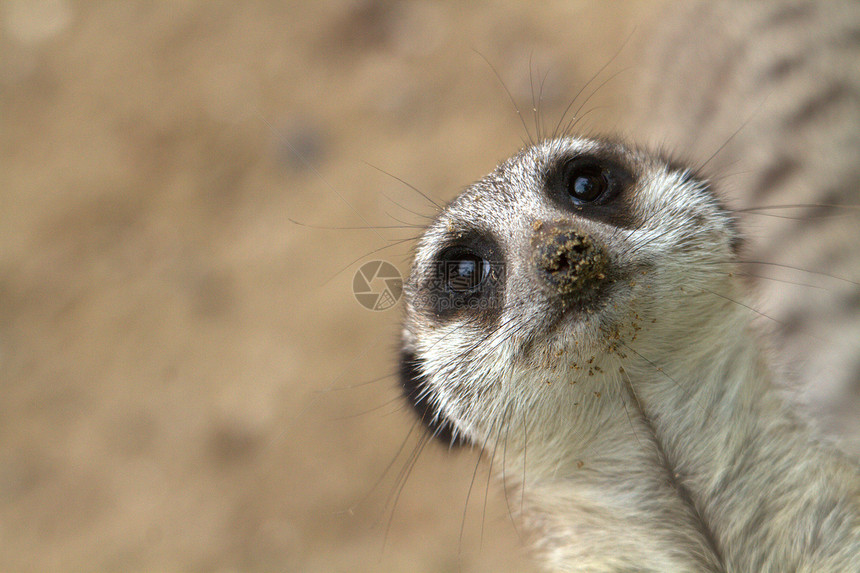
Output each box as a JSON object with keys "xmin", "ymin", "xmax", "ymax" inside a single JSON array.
[{"xmin": 1, "ymin": 1, "xmax": 676, "ymax": 571}]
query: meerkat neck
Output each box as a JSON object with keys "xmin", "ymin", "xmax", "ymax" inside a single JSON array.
[
  {"xmin": 475, "ymin": 360, "xmax": 729, "ymax": 571},
  {"xmin": 499, "ymin": 406, "xmax": 726, "ymax": 572},
  {"xmin": 629, "ymin": 307, "xmax": 860, "ymax": 571}
]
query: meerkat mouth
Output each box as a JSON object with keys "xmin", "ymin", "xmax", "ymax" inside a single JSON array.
[{"xmin": 523, "ymin": 222, "xmax": 629, "ymax": 360}]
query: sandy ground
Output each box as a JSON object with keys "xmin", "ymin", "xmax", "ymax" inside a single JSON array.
[{"xmin": 0, "ymin": 1, "xmax": 673, "ymax": 571}]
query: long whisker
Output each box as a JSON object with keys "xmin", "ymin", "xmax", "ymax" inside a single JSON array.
[
  {"xmin": 618, "ymin": 341, "xmax": 712, "ymax": 420},
  {"xmin": 287, "ymin": 218, "xmax": 420, "ymax": 231},
  {"xmin": 474, "ymin": 49, "xmax": 534, "ymax": 145},
  {"xmin": 257, "ymin": 110, "xmax": 386, "ymax": 242},
  {"xmin": 320, "ymin": 236, "xmax": 417, "ymax": 287},
  {"xmin": 552, "ymin": 29, "xmax": 634, "ymax": 140},
  {"xmin": 733, "ymin": 203, "xmax": 860, "ymax": 213},
  {"xmin": 382, "ymin": 431, "xmax": 433, "ymax": 553},
  {"xmin": 481, "ymin": 405, "xmax": 511, "ymax": 549},
  {"xmin": 363, "ymin": 160, "xmax": 444, "ymax": 211},
  {"xmin": 501, "ymin": 403, "xmax": 523, "ymax": 541},
  {"xmin": 740, "ymin": 260, "xmax": 860, "ymax": 287}
]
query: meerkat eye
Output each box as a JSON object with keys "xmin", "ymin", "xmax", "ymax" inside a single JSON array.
[
  {"xmin": 421, "ymin": 237, "xmax": 504, "ymax": 321},
  {"xmin": 563, "ymin": 159, "xmax": 609, "ymax": 202},
  {"xmin": 440, "ymin": 248, "xmax": 490, "ymax": 293}
]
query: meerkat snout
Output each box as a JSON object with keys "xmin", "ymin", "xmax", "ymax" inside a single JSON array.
[{"xmin": 532, "ymin": 224, "xmax": 610, "ymax": 310}]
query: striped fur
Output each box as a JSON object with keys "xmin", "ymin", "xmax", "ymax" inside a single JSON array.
[{"xmin": 634, "ymin": 0, "xmax": 860, "ymax": 446}]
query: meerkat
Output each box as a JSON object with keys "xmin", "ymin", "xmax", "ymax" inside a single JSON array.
[
  {"xmin": 399, "ymin": 135, "xmax": 860, "ymax": 572},
  {"xmin": 395, "ymin": 2, "xmax": 860, "ymax": 571},
  {"xmin": 400, "ymin": 2, "xmax": 860, "ymax": 571}
]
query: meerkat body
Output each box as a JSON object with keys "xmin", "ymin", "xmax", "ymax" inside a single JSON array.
[{"xmin": 635, "ymin": 0, "xmax": 860, "ymax": 443}]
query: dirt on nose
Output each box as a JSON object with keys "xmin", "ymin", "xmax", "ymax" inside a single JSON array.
[{"xmin": 533, "ymin": 225, "xmax": 609, "ymax": 308}]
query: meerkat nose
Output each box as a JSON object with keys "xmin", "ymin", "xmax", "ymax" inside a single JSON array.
[{"xmin": 532, "ymin": 225, "xmax": 609, "ymax": 309}]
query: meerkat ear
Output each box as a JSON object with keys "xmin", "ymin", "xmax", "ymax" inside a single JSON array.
[{"xmin": 398, "ymin": 344, "xmax": 463, "ymax": 448}]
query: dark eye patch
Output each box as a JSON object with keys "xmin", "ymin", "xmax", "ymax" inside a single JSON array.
[
  {"xmin": 417, "ymin": 231, "xmax": 505, "ymax": 325},
  {"xmin": 545, "ymin": 150, "xmax": 637, "ymax": 228},
  {"xmin": 398, "ymin": 348, "xmax": 464, "ymax": 446}
]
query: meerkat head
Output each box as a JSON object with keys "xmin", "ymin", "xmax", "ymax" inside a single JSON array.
[{"xmin": 399, "ymin": 137, "xmax": 741, "ymax": 449}]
